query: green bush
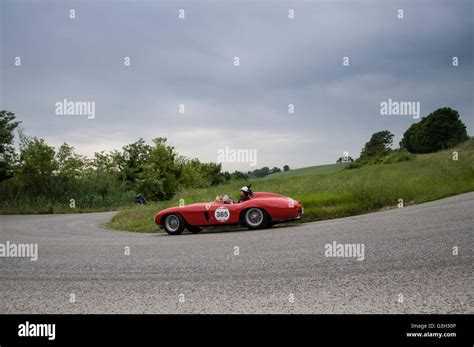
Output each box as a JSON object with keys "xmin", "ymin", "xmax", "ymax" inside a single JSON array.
[
  {"xmin": 348, "ymin": 149, "xmax": 414, "ymax": 168},
  {"xmin": 381, "ymin": 150, "xmax": 415, "ymax": 164},
  {"xmin": 400, "ymin": 107, "xmax": 469, "ymax": 153}
]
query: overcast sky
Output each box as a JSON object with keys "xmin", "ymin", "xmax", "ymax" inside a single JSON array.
[{"xmin": 1, "ymin": 0, "xmax": 473, "ymax": 171}]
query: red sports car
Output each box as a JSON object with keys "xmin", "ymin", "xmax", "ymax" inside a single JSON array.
[{"xmin": 155, "ymin": 192, "xmax": 303, "ymax": 235}]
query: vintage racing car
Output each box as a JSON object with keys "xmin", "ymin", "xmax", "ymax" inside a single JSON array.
[{"xmin": 155, "ymin": 191, "xmax": 303, "ymax": 235}]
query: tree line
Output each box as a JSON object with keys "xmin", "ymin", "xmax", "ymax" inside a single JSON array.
[
  {"xmin": 0, "ymin": 110, "xmax": 255, "ymax": 209},
  {"xmin": 247, "ymin": 165, "xmax": 290, "ymax": 178},
  {"xmin": 0, "ymin": 107, "xmax": 468, "ymax": 210}
]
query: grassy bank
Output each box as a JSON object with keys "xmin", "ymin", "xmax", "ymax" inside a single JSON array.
[
  {"xmin": 0, "ymin": 195, "xmax": 134, "ymax": 215},
  {"xmin": 106, "ymin": 139, "xmax": 474, "ymax": 233}
]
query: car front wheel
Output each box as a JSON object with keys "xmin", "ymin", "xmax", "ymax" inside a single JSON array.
[
  {"xmin": 243, "ymin": 208, "xmax": 269, "ymax": 230},
  {"xmin": 163, "ymin": 214, "xmax": 185, "ymax": 235}
]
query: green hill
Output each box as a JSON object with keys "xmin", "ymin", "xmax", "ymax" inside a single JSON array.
[
  {"xmin": 264, "ymin": 163, "xmax": 348, "ymax": 179},
  {"xmin": 108, "ymin": 139, "xmax": 474, "ymax": 233}
]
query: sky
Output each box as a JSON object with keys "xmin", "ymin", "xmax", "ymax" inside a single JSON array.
[{"xmin": 1, "ymin": 0, "xmax": 473, "ymax": 171}]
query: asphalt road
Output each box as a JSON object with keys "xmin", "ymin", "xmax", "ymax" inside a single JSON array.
[{"xmin": 0, "ymin": 193, "xmax": 473, "ymax": 314}]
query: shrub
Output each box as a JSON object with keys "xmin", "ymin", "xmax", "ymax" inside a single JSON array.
[{"xmin": 400, "ymin": 107, "xmax": 469, "ymax": 153}]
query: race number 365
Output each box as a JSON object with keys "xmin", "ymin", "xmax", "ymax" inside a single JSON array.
[{"xmin": 215, "ymin": 207, "xmax": 230, "ymax": 222}]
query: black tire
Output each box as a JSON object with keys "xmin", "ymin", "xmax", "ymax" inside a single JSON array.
[
  {"xmin": 187, "ymin": 226, "xmax": 202, "ymax": 234},
  {"xmin": 163, "ymin": 214, "xmax": 185, "ymax": 235},
  {"xmin": 242, "ymin": 208, "xmax": 269, "ymax": 230}
]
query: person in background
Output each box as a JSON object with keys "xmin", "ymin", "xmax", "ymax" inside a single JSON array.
[{"xmin": 135, "ymin": 193, "xmax": 146, "ymax": 207}]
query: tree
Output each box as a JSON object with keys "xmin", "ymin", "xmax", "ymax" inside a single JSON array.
[
  {"xmin": 16, "ymin": 136, "xmax": 58, "ymax": 196},
  {"xmin": 135, "ymin": 137, "xmax": 180, "ymax": 200},
  {"xmin": 231, "ymin": 170, "xmax": 249, "ymax": 180},
  {"xmin": 336, "ymin": 156, "xmax": 353, "ymax": 164},
  {"xmin": 177, "ymin": 158, "xmax": 208, "ymax": 188},
  {"xmin": 400, "ymin": 107, "xmax": 469, "ymax": 153},
  {"xmin": 177, "ymin": 157, "xmax": 229, "ymax": 188},
  {"xmin": 93, "ymin": 151, "xmax": 116, "ymax": 173},
  {"xmin": 271, "ymin": 167, "xmax": 281, "ymax": 174},
  {"xmin": 121, "ymin": 138, "xmax": 151, "ymax": 183},
  {"xmin": 359, "ymin": 130, "xmax": 394, "ymax": 161},
  {"xmin": 249, "ymin": 166, "xmax": 270, "ymax": 178},
  {"xmin": 198, "ymin": 162, "xmax": 226, "ymax": 186},
  {"xmin": 0, "ymin": 110, "xmax": 20, "ymax": 181},
  {"xmin": 283, "ymin": 165, "xmax": 290, "ymax": 172},
  {"xmin": 56, "ymin": 143, "xmax": 87, "ymax": 178}
]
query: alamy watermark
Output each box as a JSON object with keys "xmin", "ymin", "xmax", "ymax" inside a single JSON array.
[
  {"xmin": 18, "ymin": 321, "xmax": 55, "ymax": 340},
  {"xmin": 380, "ymin": 98, "xmax": 420, "ymax": 119},
  {"xmin": 0, "ymin": 241, "xmax": 38, "ymax": 261},
  {"xmin": 55, "ymin": 98, "xmax": 95, "ymax": 119},
  {"xmin": 217, "ymin": 146, "xmax": 257, "ymax": 167},
  {"xmin": 325, "ymin": 241, "xmax": 365, "ymax": 261}
]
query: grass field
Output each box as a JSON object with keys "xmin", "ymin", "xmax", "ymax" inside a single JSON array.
[{"xmin": 106, "ymin": 139, "xmax": 474, "ymax": 233}]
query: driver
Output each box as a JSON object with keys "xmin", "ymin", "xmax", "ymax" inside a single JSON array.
[{"xmin": 238, "ymin": 185, "xmax": 253, "ymax": 202}]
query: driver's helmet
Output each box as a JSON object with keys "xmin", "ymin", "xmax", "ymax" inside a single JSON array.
[{"xmin": 240, "ymin": 186, "xmax": 253, "ymax": 197}]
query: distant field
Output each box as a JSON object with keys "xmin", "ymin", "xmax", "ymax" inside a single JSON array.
[
  {"xmin": 264, "ymin": 163, "xmax": 348, "ymax": 179},
  {"xmin": 107, "ymin": 139, "xmax": 474, "ymax": 233}
]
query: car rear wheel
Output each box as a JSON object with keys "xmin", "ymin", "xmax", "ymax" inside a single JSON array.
[
  {"xmin": 243, "ymin": 208, "xmax": 269, "ymax": 230},
  {"xmin": 164, "ymin": 214, "xmax": 185, "ymax": 235}
]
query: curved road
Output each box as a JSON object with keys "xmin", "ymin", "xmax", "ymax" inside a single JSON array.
[{"xmin": 0, "ymin": 193, "xmax": 473, "ymax": 313}]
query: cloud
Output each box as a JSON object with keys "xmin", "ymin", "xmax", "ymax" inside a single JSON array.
[{"xmin": 2, "ymin": 0, "xmax": 473, "ymax": 170}]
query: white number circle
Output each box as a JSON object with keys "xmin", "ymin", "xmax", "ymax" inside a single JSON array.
[{"xmin": 214, "ymin": 207, "xmax": 230, "ymax": 222}]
